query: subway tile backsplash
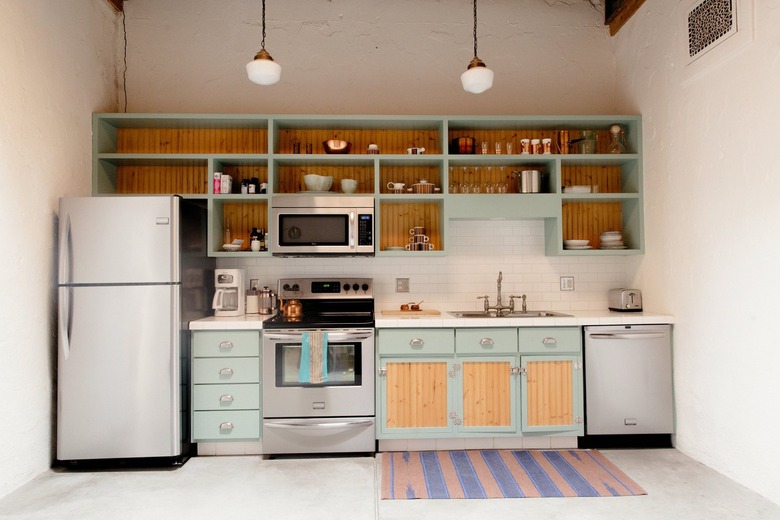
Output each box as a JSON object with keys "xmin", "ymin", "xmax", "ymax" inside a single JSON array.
[{"xmin": 219, "ymin": 220, "xmax": 634, "ymax": 313}]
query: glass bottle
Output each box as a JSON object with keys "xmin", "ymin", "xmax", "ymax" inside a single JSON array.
[
  {"xmin": 223, "ymin": 218, "xmax": 231, "ymax": 245},
  {"xmin": 608, "ymin": 124, "xmax": 626, "ymax": 154}
]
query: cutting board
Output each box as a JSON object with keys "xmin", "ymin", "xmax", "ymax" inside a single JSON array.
[{"xmin": 381, "ymin": 309, "xmax": 441, "ymax": 317}]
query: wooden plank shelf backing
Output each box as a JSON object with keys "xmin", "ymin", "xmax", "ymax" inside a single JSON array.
[
  {"xmin": 116, "ymin": 165, "xmax": 208, "ymax": 194},
  {"xmin": 380, "ymin": 165, "xmax": 441, "ymax": 193},
  {"xmin": 562, "ymin": 202, "xmax": 623, "ymax": 247},
  {"xmin": 222, "ymin": 202, "xmax": 268, "ymax": 251},
  {"xmin": 117, "ymin": 128, "xmax": 266, "ymax": 154},
  {"xmin": 380, "ymin": 202, "xmax": 443, "ymax": 252},
  {"xmin": 277, "ymin": 164, "xmax": 373, "ymax": 194},
  {"xmin": 278, "ymin": 129, "xmax": 440, "ymax": 155},
  {"xmin": 562, "ymin": 164, "xmax": 623, "ymax": 193}
]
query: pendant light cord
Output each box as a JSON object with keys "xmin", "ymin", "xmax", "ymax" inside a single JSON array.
[
  {"xmin": 472, "ymin": 0, "xmax": 478, "ymax": 58},
  {"xmin": 261, "ymin": 0, "xmax": 267, "ymax": 50}
]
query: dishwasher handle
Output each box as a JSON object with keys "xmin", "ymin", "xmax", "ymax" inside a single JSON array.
[{"xmin": 588, "ymin": 332, "xmax": 666, "ymax": 340}]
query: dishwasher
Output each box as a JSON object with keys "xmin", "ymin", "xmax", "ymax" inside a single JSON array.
[{"xmin": 584, "ymin": 325, "xmax": 673, "ymax": 443}]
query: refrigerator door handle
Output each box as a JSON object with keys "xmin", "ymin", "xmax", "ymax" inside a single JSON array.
[
  {"xmin": 58, "ymin": 212, "xmax": 71, "ymax": 285},
  {"xmin": 58, "ymin": 287, "xmax": 72, "ymax": 360}
]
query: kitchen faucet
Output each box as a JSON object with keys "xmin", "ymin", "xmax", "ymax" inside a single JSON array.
[{"xmin": 478, "ymin": 271, "xmax": 526, "ymax": 316}]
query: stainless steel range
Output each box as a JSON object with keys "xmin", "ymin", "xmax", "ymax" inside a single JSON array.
[{"xmin": 262, "ymin": 277, "xmax": 375, "ymax": 455}]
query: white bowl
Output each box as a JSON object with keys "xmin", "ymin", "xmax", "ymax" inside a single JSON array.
[
  {"xmin": 563, "ymin": 239, "xmax": 590, "ymax": 248},
  {"xmin": 341, "ymin": 178, "xmax": 358, "ymax": 194},
  {"xmin": 303, "ymin": 174, "xmax": 333, "ymax": 192}
]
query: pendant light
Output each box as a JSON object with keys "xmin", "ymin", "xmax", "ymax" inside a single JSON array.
[
  {"xmin": 461, "ymin": 0, "xmax": 494, "ymax": 94},
  {"xmin": 246, "ymin": 0, "xmax": 281, "ymax": 85}
]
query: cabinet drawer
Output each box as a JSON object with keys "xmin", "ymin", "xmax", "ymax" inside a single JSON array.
[
  {"xmin": 517, "ymin": 327, "xmax": 581, "ymax": 354},
  {"xmin": 193, "ymin": 383, "xmax": 260, "ymax": 411},
  {"xmin": 192, "ymin": 410, "xmax": 260, "ymax": 441},
  {"xmin": 377, "ymin": 329, "xmax": 455, "ymax": 355},
  {"xmin": 456, "ymin": 328, "xmax": 517, "ymax": 354},
  {"xmin": 192, "ymin": 330, "xmax": 260, "ymax": 358},
  {"xmin": 193, "ymin": 357, "xmax": 260, "ymax": 384}
]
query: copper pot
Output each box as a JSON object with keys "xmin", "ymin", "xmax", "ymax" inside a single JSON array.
[{"xmin": 450, "ymin": 137, "xmax": 476, "ymax": 154}]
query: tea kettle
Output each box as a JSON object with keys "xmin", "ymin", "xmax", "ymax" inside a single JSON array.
[{"xmin": 279, "ymin": 296, "xmax": 303, "ymax": 319}]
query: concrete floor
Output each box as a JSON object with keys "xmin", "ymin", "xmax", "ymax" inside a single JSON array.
[{"xmin": 0, "ymin": 449, "xmax": 778, "ymax": 520}]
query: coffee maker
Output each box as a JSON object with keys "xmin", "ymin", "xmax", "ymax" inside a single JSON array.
[{"xmin": 212, "ymin": 268, "xmax": 245, "ymax": 317}]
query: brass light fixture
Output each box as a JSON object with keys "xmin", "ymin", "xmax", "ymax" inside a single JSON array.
[
  {"xmin": 246, "ymin": 0, "xmax": 281, "ymax": 85},
  {"xmin": 461, "ymin": 0, "xmax": 494, "ymax": 94}
]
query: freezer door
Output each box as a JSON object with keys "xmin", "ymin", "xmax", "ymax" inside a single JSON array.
[
  {"xmin": 57, "ymin": 284, "xmax": 181, "ymax": 460},
  {"xmin": 58, "ymin": 196, "xmax": 179, "ymax": 285}
]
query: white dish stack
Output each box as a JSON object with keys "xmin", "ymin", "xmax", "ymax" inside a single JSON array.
[{"xmin": 600, "ymin": 231, "xmax": 626, "ymax": 249}]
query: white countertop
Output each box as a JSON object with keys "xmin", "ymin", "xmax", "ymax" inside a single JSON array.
[
  {"xmin": 189, "ymin": 314, "xmax": 272, "ymax": 330},
  {"xmin": 190, "ymin": 310, "xmax": 673, "ymax": 330}
]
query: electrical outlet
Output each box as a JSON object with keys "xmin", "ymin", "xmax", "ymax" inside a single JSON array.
[
  {"xmin": 560, "ymin": 276, "xmax": 575, "ymax": 291},
  {"xmin": 396, "ymin": 278, "xmax": 410, "ymax": 293}
]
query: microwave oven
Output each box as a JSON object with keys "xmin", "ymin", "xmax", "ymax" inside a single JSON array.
[{"xmin": 270, "ymin": 195, "xmax": 375, "ymax": 256}]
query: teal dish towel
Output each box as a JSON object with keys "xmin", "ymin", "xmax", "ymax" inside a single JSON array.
[{"xmin": 299, "ymin": 331, "xmax": 328, "ymax": 384}]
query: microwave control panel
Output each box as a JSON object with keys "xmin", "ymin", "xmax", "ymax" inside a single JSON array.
[{"xmin": 358, "ymin": 214, "xmax": 373, "ymax": 246}]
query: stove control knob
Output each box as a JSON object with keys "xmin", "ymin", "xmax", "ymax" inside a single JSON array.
[
  {"xmin": 291, "ymin": 284, "xmax": 300, "ymax": 292},
  {"xmin": 362, "ymin": 283, "xmax": 369, "ymax": 292},
  {"xmin": 352, "ymin": 283, "xmax": 360, "ymax": 291},
  {"xmin": 343, "ymin": 283, "xmax": 351, "ymax": 292},
  {"xmin": 282, "ymin": 283, "xmax": 292, "ymax": 291}
]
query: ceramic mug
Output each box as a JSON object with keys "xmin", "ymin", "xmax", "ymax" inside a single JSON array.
[
  {"xmin": 406, "ymin": 147, "xmax": 426, "ymax": 155},
  {"xmin": 405, "ymin": 242, "xmax": 435, "ymax": 251},
  {"xmin": 409, "ymin": 234, "xmax": 430, "ymax": 243},
  {"xmin": 409, "ymin": 226, "xmax": 426, "ymax": 235},
  {"xmin": 387, "ymin": 182, "xmax": 405, "ymax": 193}
]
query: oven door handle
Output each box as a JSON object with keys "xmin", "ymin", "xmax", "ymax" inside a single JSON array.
[
  {"xmin": 264, "ymin": 419, "xmax": 374, "ymax": 430},
  {"xmin": 264, "ymin": 332, "xmax": 373, "ymax": 342}
]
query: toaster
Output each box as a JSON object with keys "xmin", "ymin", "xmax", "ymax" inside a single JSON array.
[{"xmin": 608, "ymin": 288, "xmax": 643, "ymax": 312}]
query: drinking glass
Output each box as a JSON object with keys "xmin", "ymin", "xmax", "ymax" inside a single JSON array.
[
  {"xmin": 495, "ymin": 142, "xmax": 502, "ymax": 155},
  {"xmin": 506, "ymin": 142, "xmax": 513, "ymax": 154},
  {"xmin": 481, "ymin": 141, "xmax": 488, "ymax": 154}
]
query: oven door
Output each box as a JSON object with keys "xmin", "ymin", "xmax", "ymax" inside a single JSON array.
[{"xmin": 262, "ymin": 329, "xmax": 375, "ymax": 418}]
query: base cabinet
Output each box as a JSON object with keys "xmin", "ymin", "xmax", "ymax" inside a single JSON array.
[
  {"xmin": 376, "ymin": 327, "xmax": 582, "ymax": 439},
  {"xmin": 191, "ymin": 330, "xmax": 262, "ymax": 442}
]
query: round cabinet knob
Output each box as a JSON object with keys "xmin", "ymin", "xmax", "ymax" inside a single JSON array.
[
  {"xmin": 361, "ymin": 283, "xmax": 369, "ymax": 291},
  {"xmin": 352, "ymin": 283, "xmax": 359, "ymax": 291}
]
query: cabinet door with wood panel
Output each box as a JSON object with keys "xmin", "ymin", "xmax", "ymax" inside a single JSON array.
[
  {"xmin": 456, "ymin": 356, "xmax": 518, "ymax": 434},
  {"xmin": 519, "ymin": 355, "xmax": 583, "ymax": 435}
]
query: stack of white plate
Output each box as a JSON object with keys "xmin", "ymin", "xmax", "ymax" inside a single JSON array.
[
  {"xmin": 563, "ymin": 239, "xmax": 591, "ymax": 250},
  {"xmin": 600, "ymin": 231, "xmax": 627, "ymax": 249}
]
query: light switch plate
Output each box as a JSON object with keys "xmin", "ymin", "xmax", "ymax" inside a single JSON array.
[
  {"xmin": 396, "ymin": 278, "xmax": 410, "ymax": 293},
  {"xmin": 560, "ymin": 276, "xmax": 575, "ymax": 291}
]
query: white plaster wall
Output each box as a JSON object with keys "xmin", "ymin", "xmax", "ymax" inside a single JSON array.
[
  {"xmin": 0, "ymin": 0, "xmax": 118, "ymax": 500},
  {"xmin": 124, "ymin": 0, "xmax": 616, "ymax": 115},
  {"xmin": 612, "ymin": 0, "xmax": 780, "ymax": 506}
]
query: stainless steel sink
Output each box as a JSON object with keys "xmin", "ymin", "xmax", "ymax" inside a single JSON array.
[{"xmin": 447, "ymin": 310, "xmax": 571, "ymax": 318}]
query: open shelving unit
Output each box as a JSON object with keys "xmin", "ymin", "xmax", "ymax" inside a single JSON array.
[{"xmin": 93, "ymin": 113, "xmax": 643, "ymax": 257}]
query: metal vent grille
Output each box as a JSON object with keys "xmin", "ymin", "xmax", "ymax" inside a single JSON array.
[{"xmin": 688, "ymin": 0, "xmax": 736, "ymax": 58}]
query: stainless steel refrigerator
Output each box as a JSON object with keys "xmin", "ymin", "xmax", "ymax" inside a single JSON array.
[{"xmin": 57, "ymin": 196, "xmax": 214, "ymax": 463}]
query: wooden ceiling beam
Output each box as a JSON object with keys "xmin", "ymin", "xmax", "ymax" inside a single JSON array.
[
  {"xmin": 106, "ymin": 0, "xmax": 123, "ymax": 12},
  {"xmin": 606, "ymin": 0, "xmax": 646, "ymax": 36}
]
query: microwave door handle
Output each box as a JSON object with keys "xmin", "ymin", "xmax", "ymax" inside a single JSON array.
[{"xmin": 349, "ymin": 211, "xmax": 355, "ymax": 249}]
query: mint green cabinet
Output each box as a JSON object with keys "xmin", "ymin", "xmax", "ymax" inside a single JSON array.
[
  {"xmin": 377, "ymin": 326, "xmax": 584, "ymax": 439},
  {"xmin": 191, "ymin": 330, "xmax": 262, "ymax": 442},
  {"xmin": 93, "ymin": 113, "xmax": 643, "ymax": 257}
]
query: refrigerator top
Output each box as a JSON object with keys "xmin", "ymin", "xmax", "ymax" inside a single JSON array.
[{"xmin": 58, "ymin": 196, "xmax": 181, "ymax": 286}]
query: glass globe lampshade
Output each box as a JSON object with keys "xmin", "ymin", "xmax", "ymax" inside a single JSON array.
[
  {"xmin": 461, "ymin": 57, "xmax": 494, "ymax": 94},
  {"xmin": 246, "ymin": 49, "xmax": 281, "ymax": 86}
]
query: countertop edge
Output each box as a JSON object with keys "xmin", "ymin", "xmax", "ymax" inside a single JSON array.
[{"xmin": 189, "ymin": 311, "xmax": 674, "ymax": 330}]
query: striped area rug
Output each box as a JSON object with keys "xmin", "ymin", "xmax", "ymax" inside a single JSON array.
[{"xmin": 381, "ymin": 449, "xmax": 646, "ymax": 499}]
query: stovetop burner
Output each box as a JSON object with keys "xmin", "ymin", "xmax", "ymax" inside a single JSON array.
[{"xmin": 263, "ymin": 277, "xmax": 375, "ymax": 330}]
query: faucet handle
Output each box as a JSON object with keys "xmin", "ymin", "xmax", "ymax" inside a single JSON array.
[
  {"xmin": 509, "ymin": 294, "xmax": 527, "ymax": 313},
  {"xmin": 477, "ymin": 295, "xmax": 490, "ymax": 311}
]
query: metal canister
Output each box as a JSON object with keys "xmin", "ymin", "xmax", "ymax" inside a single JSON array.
[{"xmin": 519, "ymin": 170, "xmax": 542, "ymax": 193}]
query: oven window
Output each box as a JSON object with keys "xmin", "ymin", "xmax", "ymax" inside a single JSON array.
[
  {"xmin": 278, "ymin": 215, "xmax": 349, "ymax": 246},
  {"xmin": 276, "ymin": 342, "xmax": 362, "ymax": 387}
]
